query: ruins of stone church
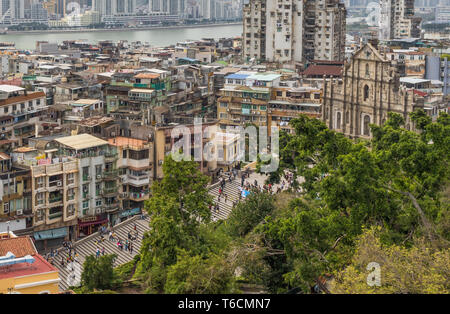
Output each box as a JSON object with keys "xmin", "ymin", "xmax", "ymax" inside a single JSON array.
[{"xmin": 322, "ymin": 43, "xmax": 425, "ymax": 138}]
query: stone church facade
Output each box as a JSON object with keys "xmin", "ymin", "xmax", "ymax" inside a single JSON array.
[{"xmin": 322, "ymin": 43, "xmax": 424, "ymax": 139}]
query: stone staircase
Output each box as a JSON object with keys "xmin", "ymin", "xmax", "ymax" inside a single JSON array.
[
  {"xmin": 208, "ymin": 175, "xmax": 243, "ymax": 221},
  {"xmin": 53, "ymin": 215, "xmax": 150, "ymax": 291}
]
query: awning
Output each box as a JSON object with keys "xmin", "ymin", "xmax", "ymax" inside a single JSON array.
[
  {"xmin": 119, "ymin": 208, "xmax": 141, "ymax": 218},
  {"xmin": 34, "ymin": 227, "xmax": 67, "ymax": 240}
]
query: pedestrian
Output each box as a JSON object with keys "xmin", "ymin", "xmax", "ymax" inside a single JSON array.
[
  {"xmin": 130, "ymin": 243, "xmax": 133, "ymax": 254},
  {"xmin": 96, "ymin": 248, "xmax": 100, "ymax": 258},
  {"xmin": 102, "ymin": 247, "xmax": 105, "ymax": 255}
]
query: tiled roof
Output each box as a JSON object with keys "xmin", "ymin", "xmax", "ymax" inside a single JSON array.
[
  {"xmin": 0, "ymin": 236, "xmax": 37, "ymax": 258},
  {"xmin": 303, "ymin": 65, "xmax": 343, "ymax": 77},
  {"xmin": 0, "ymin": 91, "xmax": 45, "ymax": 107}
]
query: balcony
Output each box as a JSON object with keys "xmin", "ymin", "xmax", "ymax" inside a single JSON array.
[
  {"xmin": 48, "ymin": 211, "xmax": 63, "ymax": 220},
  {"xmin": 49, "ymin": 195, "xmax": 63, "ymax": 204},
  {"xmin": 104, "ymin": 202, "xmax": 120, "ymax": 213},
  {"xmin": 127, "ymin": 174, "xmax": 150, "ymax": 186},
  {"xmin": 102, "ymin": 169, "xmax": 119, "ymax": 180},
  {"xmin": 82, "ymin": 174, "xmax": 90, "ymax": 182},
  {"xmin": 128, "ymin": 191, "xmax": 150, "ymax": 201},
  {"xmin": 102, "ymin": 186, "xmax": 118, "ymax": 197}
]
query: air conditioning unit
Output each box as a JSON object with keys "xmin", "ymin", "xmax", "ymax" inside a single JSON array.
[
  {"xmin": 87, "ymin": 176, "xmax": 91, "ymax": 180},
  {"xmin": 57, "ymin": 181, "xmax": 62, "ymax": 187},
  {"xmin": 16, "ymin": 209, "xmax": 23, "ymax": 215},
  {"xmin": 97, "ymin": 175, "xmax": 102, "ymax": 179}
]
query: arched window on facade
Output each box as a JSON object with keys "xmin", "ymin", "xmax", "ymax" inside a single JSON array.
[
  {"xmin": 365, "ymin": 63, "xmax": 370, "ymax": 76},
  {"xmin": 363, "ymin": 115, "xmax": 371, "ymax": 136},
  {"xmin": 364, "ymin": 85, "xmax": 370, "ymax": 101},
  {"xmin": 336, "ymin": 112, "xmax": 341, "ymax": 129},
  {"xmin": 345, "ymin": 111, "xmax": 349, "ymax": 124}
]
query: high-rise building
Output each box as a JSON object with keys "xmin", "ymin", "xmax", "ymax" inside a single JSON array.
[
  {"xmin": 379, "ymin": 0, "xmax": 422, "ymax": 40},
  {"xmin": 93, "ymin": 0, "xmax": 136, "ymax": 15},
  {"xmin": 243, "ymin": 0, "xmax": 346, "ymax": 64},
  {"xmin": 149, "ymin": 0, "xmax": 184, "ymax": 15}
]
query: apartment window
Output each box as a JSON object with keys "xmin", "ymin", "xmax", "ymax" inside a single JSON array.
[
  {"xmin": 4, "ymin": 106, "xmax": 8, "ymax": 114},
  {"xmin": 36, "ymin": 192, "xmax": 45, "ymax": 205},
  {"xmin": 95, "ymin": 199, "xmax": 102, "ymax": 207},
  {"xmin": 95, "ymin": 165, "xmax": 102, "ymax": 177},
  {"xmin": 220, "ymin": 102, "xmax": 228, "ymax": 108},
  {"xmin": 36, "ymin": 177, "xmax": 45, "ymax": 189},
  {"xmin": 3, "ymin": 202, "xmax": 9, "ymax": 214},
  {"xmin": 82, "ymin": 201, "xmax": 89, "ymax": 209},
  {"xmin": 67, "ymin": 188, "xmax": 75, "ymax": 201},
  {"xmin": 123, "ymin": 150, "xmax": 127, "ymax": 159},
  {"xmin": 67, "ymin": 204, "xmax": 75, "ymax": 216},
  {"xmin": 67, "ymin": 173, "xmax": 74, "ymax": 185}
]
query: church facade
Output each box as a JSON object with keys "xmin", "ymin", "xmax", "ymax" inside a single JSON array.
[{"xmin": 322, "ymin": 43, "xmax": 425, "ymax": 139}]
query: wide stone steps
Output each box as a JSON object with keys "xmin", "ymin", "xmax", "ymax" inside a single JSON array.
[
  {"xmin": 54, "ymin": 216, "xmax": 150, "ymax": 291},
  {"xmin": 208, "ymin": 178, "xmax": 243, "ymax": 221}
]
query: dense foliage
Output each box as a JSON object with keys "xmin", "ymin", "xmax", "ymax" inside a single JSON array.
[
  {"xmin": 133, "ymin": 112, "xmax": 449, "ymax": 294},
  {"xmin": 81, "ymin": 254, "xmax": 118, "ymax": 291}
]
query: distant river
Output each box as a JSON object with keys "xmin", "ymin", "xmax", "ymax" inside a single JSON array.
[{"xmin": 0, "ymin": 24, "xmax": 243, "ymax": 50}]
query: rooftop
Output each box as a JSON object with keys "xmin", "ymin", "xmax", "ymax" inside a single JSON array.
[
  {"xmin": 108, "ymin": 137, "xmax": 149, "ymax": 149},
  {"xmin": 0, "ymin": 252, "xmax": 58, "ymax": 281},
  {"xmin": 54, "ymin": 133, "xmax": 108, "ymax": 151},
  {"xmin": 0, "ymin": 85, "xmax": 25, "ymax": 93},
  {"xmin": 0, "ymin": 236, "xmax": 36, "ymax": 258}
]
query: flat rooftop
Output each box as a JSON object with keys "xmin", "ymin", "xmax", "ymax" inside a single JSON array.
[
  {"xmin": 55, "ymin": 133, "xmax": 108, "ymax": 150},
  {"xmin": 0, "ymin": 85, "xmax": 25, "ymax": 93}
]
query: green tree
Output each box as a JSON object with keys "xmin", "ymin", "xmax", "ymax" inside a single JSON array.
[
  {"xmin": 81, "ymin": 254, "xmax": 117, "ymax": 291},
  {"xmin": 330, "ymin": 227, "xmax": 450, "ymax": 294},
  {"xmin": 135, "ymin": 155, "xmax": 213, "ymax": 292},
  {"xmin": 164, "ymin": 249, "xmax": 236, "ymax": 294},
  {"xmin": 226, "ymin": 192, "xmax": 275, "ymax": 238}
]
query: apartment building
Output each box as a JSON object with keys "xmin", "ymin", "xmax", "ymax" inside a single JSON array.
[
  {"xmin": 268, "ymin": 85, "xmax": 322, "ymax": 133},
  {"xmin": 11, "ymin": 145, "xmax": 79, "ymax": 251},
  {"xmin": 0, "ymin": 85, "xmax": 47, "ymax": 146},
  {"xmin": 153, "ymin": 120, "xmax": 219, "ymax": 180},
  {"xmin": 108, "ymin": 137, "xmax": 152, "ymax": 223},
  {"xmin": 50, "ymin": 134, "xmax": 120, "ymax": 236},
  {"xmin": 379, "ymin": 0, "xmax": 422, "ymax": 40},
  {"xmin": 243, "ymin": 0, "xmax": 346, "ymax": 64},
  {"xmin": 0, "ymin": 153, "xmax": 33, "ymax": 236}
]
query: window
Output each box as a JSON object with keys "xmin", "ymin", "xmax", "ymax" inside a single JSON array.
[
  {"xmin": 67, "ymin": 173, "xmax": 74, "ymax": 185},
  {"xmin": 36, "ymin": 177, "xmax": 45, "ymax": 189},
  {"xmin": 67, "ymin": 188, "xmax": 75, "ymax": 201},
  {"xmin": 36, "ymin": 192, "xmax": 45, "ymax": 205},
  {"xmin": 364, "ymin": 85, "xmax": 370, "ymax": 101},
  {"xmin": 336, "ymin": 112, "xmax": 342, "ymax": 129},
  {"xmin": 95, "ymin": 199, "xmax": 102, "ymax": 207},
  {"xmin": 123, "ymin": 149, "xmax": 127, "ymax": 159},
  {"xmin": 67, "ymin": 204, "xmax": 75, "ymax": 217},
  {"xmin": 82, "ymin": 201, "xmax": 89, "ymax": 209},
  {"xmin": 95, "ymin": 165, "xmax": 102, "ymax": 177},
  {"xmin": 363, "ymin": 115, "xmax": 371, "ymax": 136},
  {"xmin": 3, "ymin": 202, "xmax": 9, "ymax": 214},
  {"xmin": 365, "ymin": 63, "xmax": 370, "ymax": 76}
]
